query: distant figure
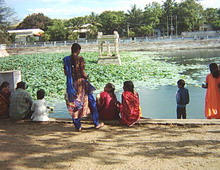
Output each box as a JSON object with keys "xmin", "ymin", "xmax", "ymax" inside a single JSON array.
[
  {"xmin": 202, "ymin": 63, "xmax": 220, "ymax": 119},
  {"xmin": 96, "ymin": 83, "xmax": 120, "ymax": 120},
  {"xmin": 0, "ymin": 81, "xmax": 11, "ymax": 118},
  {"xmin": 31, "ymin": 89, "xmax": 49, "ymax": 122},
  {"xmin": 9, "ymin": 81, "xmax": 33, "ymax": 120},
  {"xmin": 119, "ymin": 81, "xmax": 141, "ymax": 126},
  {"xmin": 63, "ymin": 43, "xmax": 104, "ymax": 130},
  {"xmin": 176, "ymin": 79, "xmax": 189, "ymax": 119}
]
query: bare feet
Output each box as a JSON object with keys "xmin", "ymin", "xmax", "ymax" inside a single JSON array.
[
  {"xmin": 75, "ymin": 127, "xmax": 82, "ymax": 131},
  {"xmin": 95, "ymin": 122, "xmax": 104, "ymax": 129}
]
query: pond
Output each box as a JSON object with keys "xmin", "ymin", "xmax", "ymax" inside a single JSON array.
[{"xmin": 49, "ymin": 49, "xmax": 220, "ymax": 119}]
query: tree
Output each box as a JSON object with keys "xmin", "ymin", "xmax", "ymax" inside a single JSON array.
[
  {"xmin": 160, "ymin": 0, "xmax": 178, "ymax": 36},
  {"xmin": 176, "ymin": 0, "xmax": 204, "ymax": 33},
  {"xmin": 16, "ymin": 13, "xmax": 52, "ymax": 31},
  {"xmin": 126, "ymin": 5, "xmax": 144, "ymax": 36},
  {"xmin": 204, "ymin": 8, "xmax": 220, "ymax": 30},
  {"xmin": 143, "ymin": 2, "xmax": 163, "ymax": 36},
  {"xmin": 99, "ymin": 11, "xmax": 126, "ymax": 35},
  {"xmin": 45, "ymin": 19, "xmax": 67, "ymax": 41},
  {"xmin": 0, "ymin": 0, "xmax": 16, "ymax": 44}
]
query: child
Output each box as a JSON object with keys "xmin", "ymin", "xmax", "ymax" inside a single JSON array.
[
  {"xmin": 119, "ymin": 81, "xmax": 141, "ymax": 126},
  {"xmin": 176, "ymin": 79, "xmax": 189, "ymax": 119},
  {"xmin": 96, "ymin": 83, "xmax": 120, "ymax": 120},
  {"xmin": 31, "ymin": 89, "xmax": 49, "ymax": 121}
]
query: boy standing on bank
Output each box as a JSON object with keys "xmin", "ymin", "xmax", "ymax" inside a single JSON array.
[{"xmin": 176, "ymin": 79, "xmax": 190, "ymax": 119}]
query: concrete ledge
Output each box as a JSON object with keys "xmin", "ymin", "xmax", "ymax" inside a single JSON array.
[
  {"xmin": 2, "ymin": 117, "xmax": 220, "ymax": 126},
  {"xmin": 47, "ymin": 118, "xmax": 220, "ymax": 126}
]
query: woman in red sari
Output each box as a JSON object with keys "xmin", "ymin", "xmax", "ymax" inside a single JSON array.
[
  {"xmin": 120, "ymin": 81, "xmax": 141, "ymax": 126},
  {"xmin": 96, "ymin": 83, "xmax": 120, "ymax": 120},
  {"xmin": 202, "ymin": 63, "xmax": 220, "ymax": 119},
  {"xmin": 0, "ymin": 82, "xmax": 11, "ymax": 118}
]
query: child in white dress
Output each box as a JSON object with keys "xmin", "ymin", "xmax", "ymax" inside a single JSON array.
[{"xmin": 31, "ymin": 89, "xmax": 49, "ymax": 121}]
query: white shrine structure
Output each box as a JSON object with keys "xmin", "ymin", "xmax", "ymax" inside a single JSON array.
[
  {"xmin": 97, "ymin": 31, "xmax": 121, "ymax": 65},
  {"xmin": 0, "ymin": 44, "xmax": 9, "ymax": 57}
]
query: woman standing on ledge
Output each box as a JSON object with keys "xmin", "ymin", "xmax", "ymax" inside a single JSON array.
[
  {"xmin": 63, "ymin": 43, "xmax": 104, "ymax": 130},
  {"xmin": 202, "ymin": 63, "xmax": 220, "ymax": 119}
]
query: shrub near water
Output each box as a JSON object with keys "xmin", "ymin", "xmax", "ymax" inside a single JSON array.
[{"xmin": 0, "ymin": 51, "xmax": 195, "ymax": 100}]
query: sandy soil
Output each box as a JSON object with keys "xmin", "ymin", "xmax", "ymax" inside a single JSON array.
[{"xmin": 0, "ymin": 118, "xmax": 220, "ymax": 170}]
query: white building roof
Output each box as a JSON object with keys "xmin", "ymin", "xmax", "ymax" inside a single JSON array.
[{"xmin": 8, "ymin": 29, "xmax": 44, "ymax": 37}]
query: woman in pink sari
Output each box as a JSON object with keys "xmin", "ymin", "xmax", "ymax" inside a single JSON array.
[
  {"xmin": 120, "ymin": 81, "xmax": 141, "ymax": 126},
  {"xmin": 202, "ymin": 63, "xmax": 220, "ymax": 119},
  {"xmin": 96, "ymin": 83, "xmax": 120, "ymax": 120},
  {"xmin": 0, "ymin": 82, "xmax": 11, "ymax": 118}
]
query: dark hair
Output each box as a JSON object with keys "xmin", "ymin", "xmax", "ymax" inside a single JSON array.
[
  {"xmin": 104, "ymin": 83, "xmax": 115, "ymax": 95},
  {"xmin": 16, "ymin": 81, "xmax": 28, "ymax": 90},
  {"xmin": 209, "ymin": 63, "xmax": 219, "ymax": 78},
  {"xmin": 177, "ymin": 79, "xmax": 185, "ymax": 87},
  {"xmin": 37, "ymin": 89, "xmax": 45, "ymax": 100},
  {"xmin": 123, "ymin": 81, "xmax": 134, "ymax": 93},
  {"xmin": 71, "ymin": 43, "xmax": 81, "ymax": 53},
  {"xmin": 0, "ymin": 81, "xmax": 9, "ymax": 91}
]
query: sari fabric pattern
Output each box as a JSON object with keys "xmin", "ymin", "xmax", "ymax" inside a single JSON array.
[
  {"xmin": 0, "ymin": 88, "xmax": 10, "ymax": 117},
  {"xmin": 120, "ymin": 91, "xmax": 140, "ymax": 126},
  {"xmin": 97, "ymin": 91, "xmax": 119, "ymax": 120},
  {"xmin": 63, "ymin": 55, "xmax": 95, "ymax": 119},
  {"xmin": 205, "ymin": 73, "xmax": 220, "ymax": 119}
]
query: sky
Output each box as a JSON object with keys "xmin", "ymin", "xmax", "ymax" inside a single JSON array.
[{"xmin": 5, "ymin": 0, "xmax": 220, "ymax": 21}]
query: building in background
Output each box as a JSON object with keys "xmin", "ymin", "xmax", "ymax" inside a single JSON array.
[{"xmin": 8, "ymin": 29, "xmax": 44, "ymax": 43}]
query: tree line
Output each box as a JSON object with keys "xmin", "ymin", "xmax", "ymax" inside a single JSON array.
[{"xmin": 1, "ymin": 0, "xmax": 220, "ymax": 44}]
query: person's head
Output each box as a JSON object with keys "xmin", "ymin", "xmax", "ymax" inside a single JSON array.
[
  {"xmin": 16, "ymin": 81, "xmax": 28, "ymax": 90},
  {"xmin": 0, "ymin": 81, "xmax": 9, "ymax": 91},
  {"xmin": 123, "ymin": 81, "xmax": 134, "ymax": 93},
  {"xmin": 104, "ymin": 83, "xmax": 115, "ymax": 95},
  {"xmin": 177, "ymin": 79, "xmax": 185, "ymax": 88},
  {"xmin": 37, "ymin": 89, "xmax": 45, "ymax": 100},
  {"xmin": 209, "ymin": 63, "xmax": 219, "ymax": 78},
  {"xmin": 71, "ymin": 43, "xmax": 81, "ymax": 55}
]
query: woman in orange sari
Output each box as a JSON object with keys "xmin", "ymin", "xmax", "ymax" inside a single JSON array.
[
  {"xmin": 0, "ymin": 82, "xmax": 11, "ymax": 118},
  {"xmin": 119, "ymin": 81, "xmax": 141, "ymax": 126},
  {"xmin": 202, "ymin": 63, "xmax": 220, "ymax": 119}
]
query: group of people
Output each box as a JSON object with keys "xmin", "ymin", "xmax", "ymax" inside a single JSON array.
[
  {"xmin": 63, "ymin": 43, "xmax": 141, "ymax": 130},
  {"xmin": 175, "ymin": 62, "xmax": 220, "ymax": 119},
  {"xmin": 0, "ymin": 81, "xmax": 50, "ymax": 121},
  {"xmin": 1, "ymin": 43, "xmax": 220, "ymax": 129}
]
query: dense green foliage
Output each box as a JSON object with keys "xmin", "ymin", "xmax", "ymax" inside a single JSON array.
[
  {"xmin": 12, "ymin": 0, "xmax": 220, "ymax": 42},
  {"xmin": 0, "ymin": 51, "xmax": 198, "ymax": 100},
  {"xmin": 16, "ymin": 13, "xmax": 52, "ymax": 31}
]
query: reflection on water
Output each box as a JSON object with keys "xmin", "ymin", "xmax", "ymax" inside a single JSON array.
[{"xmin": 50, "ymin": 49, "xmax": 220, "ymax": 119}]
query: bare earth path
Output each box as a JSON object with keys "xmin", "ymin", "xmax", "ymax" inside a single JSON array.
[{"xmin": 0, "ymin": 119, "xmax": 220, "ymax": 170}]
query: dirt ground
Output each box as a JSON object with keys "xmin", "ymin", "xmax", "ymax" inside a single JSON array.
[{"xmin": 0, "ymin": 118, "xmax": 220, "ymax": 170}]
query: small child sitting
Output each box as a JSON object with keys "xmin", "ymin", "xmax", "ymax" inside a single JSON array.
[
  {"xmin": 176, "ymin": 79, "xmax": 190, "ymax": 119},
  {"xmin": 31, "ymin": 89, "xmax": 49, "ymax": 121}
]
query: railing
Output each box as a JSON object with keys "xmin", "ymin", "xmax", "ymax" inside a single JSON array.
[{"xmin": 6, "ymin": 35, "xmax": 220, "ymax": 48}]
